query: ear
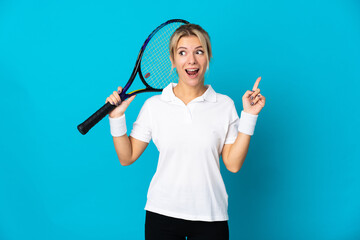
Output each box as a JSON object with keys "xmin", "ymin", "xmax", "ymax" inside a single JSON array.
[{"xmin": 169, "ymin": 56, "xmax": 175, "ymax": 68}]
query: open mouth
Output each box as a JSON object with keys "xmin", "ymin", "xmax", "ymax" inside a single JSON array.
[{"xmin": 185, "ymin": 68, "xmax": 199, "ymax": 76}]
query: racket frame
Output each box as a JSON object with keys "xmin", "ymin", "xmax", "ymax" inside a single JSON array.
[
  {"xmin": 120, "ymin": 19, "xmax": 189, "ymax": 100},
  {"xmin": 77, "ymin": 19, "xmax": 189, "ymax": 135}
]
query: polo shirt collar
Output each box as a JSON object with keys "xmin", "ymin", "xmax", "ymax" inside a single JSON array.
[{"xmin": 161, "ymin": 83, "xmax": 217, "ymax": 103}]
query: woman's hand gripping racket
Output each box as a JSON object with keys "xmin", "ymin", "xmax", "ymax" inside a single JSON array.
[{"xmin": 77, "ymin": 19, "xmax": 189, "ymax": 135}]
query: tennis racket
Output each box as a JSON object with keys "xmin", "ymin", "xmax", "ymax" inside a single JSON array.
[{"xmin": 77, "ymin": 19, "xmax": 189, "ymax": 135}]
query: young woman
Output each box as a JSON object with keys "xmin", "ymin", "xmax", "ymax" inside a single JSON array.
[{"xmin": 106, "ymin": 23, "xmax": 266, "ymax": 240}]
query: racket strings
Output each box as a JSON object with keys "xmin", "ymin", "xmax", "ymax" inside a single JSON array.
[{"xmin": 141, "ymin": 22, "xmax": 183, "ymax": 89}]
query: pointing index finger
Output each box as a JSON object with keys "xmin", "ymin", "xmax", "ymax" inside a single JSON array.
[{"xmin": 252, "ymin": 76, "xmax": 262, "ymax": 91}]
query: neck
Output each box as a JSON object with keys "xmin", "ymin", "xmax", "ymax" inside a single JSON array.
[{"xmin": 173, "ymin": 81, "xmax": 207, "ymax": 105}]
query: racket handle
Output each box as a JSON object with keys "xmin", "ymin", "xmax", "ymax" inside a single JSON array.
[{"xmin": 77, "ymin": 102, "xmax": 116, "ymax": 135}]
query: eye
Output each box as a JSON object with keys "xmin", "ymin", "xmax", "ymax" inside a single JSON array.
[
  {"xmin": 196, "ymin": 50, "xmax": 204, "ymax": 55},
  {"xmin": 178, "ymin": 51, "xmax": 186, "ymax": 56}
]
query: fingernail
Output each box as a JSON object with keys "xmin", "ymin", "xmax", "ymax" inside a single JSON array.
[
  {"xmin": 257, "ymin": 94, "xmax": 261, "ymax": 97},
  {"xmin": 250, "ymin": 96, "xmax": 254, "ymax": 100},
  {"xmin": 251, "ymin": 102, "xmax": 254, "ymax": 106}
]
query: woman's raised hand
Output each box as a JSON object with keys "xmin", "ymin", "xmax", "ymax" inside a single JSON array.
[
  {"xmin": 106, "ymin": 86, "xmax": 136, "ymax": 118},
  {"xmin": 242, "ymin": 77, "xmax": 266, "ymax": 115}
]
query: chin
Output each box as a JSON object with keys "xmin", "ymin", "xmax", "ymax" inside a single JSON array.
[
  {"xmin": 181, "ymin": 78, "xmax": 204, "ymax": 87},
  {"xmin": 179, "ymin": 72, "xmax": 205, "ymax": 87}
]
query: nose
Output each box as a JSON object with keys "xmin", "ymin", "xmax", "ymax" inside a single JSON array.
[{"xmin": 187, "ymin": 52, "xmax": 197, "ymax": 65}]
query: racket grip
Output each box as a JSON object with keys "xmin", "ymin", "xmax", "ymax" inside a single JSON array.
[{"xmin": 77, "ymin": 102, "xmax": 116, "ymax": 135}]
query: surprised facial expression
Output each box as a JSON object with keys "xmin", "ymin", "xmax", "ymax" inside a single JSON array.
[{"xmin": 171, "ymin": 36, "xmax": 208, "ymax": 87}]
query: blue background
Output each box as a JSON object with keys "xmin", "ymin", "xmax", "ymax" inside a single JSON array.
[{"xmin": 1, "ymin": 0, "xmax": 359, "ymax": 239}]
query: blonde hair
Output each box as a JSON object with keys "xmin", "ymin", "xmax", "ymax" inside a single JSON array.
[{"xmin": 169, "ymin": 24, "xmax": 212, "ymax": 69}]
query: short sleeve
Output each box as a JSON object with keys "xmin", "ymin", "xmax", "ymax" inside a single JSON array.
[
  {"xmin": 224, "ymin": 100, "xmax": 239, "ymax": 144},
  {"xmin": 130, "ymin": 100, "xmax": 152, "ymax": 143}
]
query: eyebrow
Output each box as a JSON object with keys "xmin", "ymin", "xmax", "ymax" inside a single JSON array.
[{"xmin": 177, "ymin": 46, "xmax": 203, "ymax": 50}]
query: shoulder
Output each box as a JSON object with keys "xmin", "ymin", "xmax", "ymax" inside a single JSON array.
[
  {"xmin": 213, "ymin": 91, "xmax": 239, "ymax": 119},
  {"xmin": 215, "ymin": 92, "xmax": 236, "ymax": 106},
  {"xmin": 143, "ymin": 94, "xmax": 163, "ymax": 106},
  {"xmin": 139, "ymin": 94, "xmax": 166, "ymax": 112}
]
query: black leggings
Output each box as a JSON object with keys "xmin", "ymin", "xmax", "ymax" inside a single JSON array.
[{"xmin": 145, "ymin": 211, "xmax": 229, "ymax": 240}]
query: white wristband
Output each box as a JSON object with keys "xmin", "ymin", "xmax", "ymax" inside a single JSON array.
[
  {"xmin": 238, "ymin": 111, "xmax": 258, "ymax": 136},
  {"xmin": 109, "ymin": 114, "xmax": 127, "ymax": 137}
]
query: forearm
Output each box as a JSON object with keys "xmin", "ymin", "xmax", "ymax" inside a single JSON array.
[
  {"xmin": 109, "ymin": 114, "xmax": 134, "ymax": 166},
  {"xmin": 223, "ymin": 111, "xmax": 258, "ymax": 173},
  {"xmin": 224, "ymin": 76, "xmax": 266, "ymax": 172},
  {"xmin": 113, "ymin": 135, "xmax": 135, "ymax": 166},
  {"xmin": 225, "ymin": 132, "xmax": 251, "ymax": 172}
]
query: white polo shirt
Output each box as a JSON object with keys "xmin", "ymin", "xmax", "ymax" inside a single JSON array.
[{"xmin": 130, "ymin": 83, "xmax": 239, "ymax": 221}]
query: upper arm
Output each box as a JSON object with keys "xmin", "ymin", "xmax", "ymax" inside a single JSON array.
[
  {"xmin": 127, "ymin": 99, "xmax": 153, "ymax": 164},
  {"xmin": 221, "ymin": 143, "xmax": 233, "ymax": 170}
]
